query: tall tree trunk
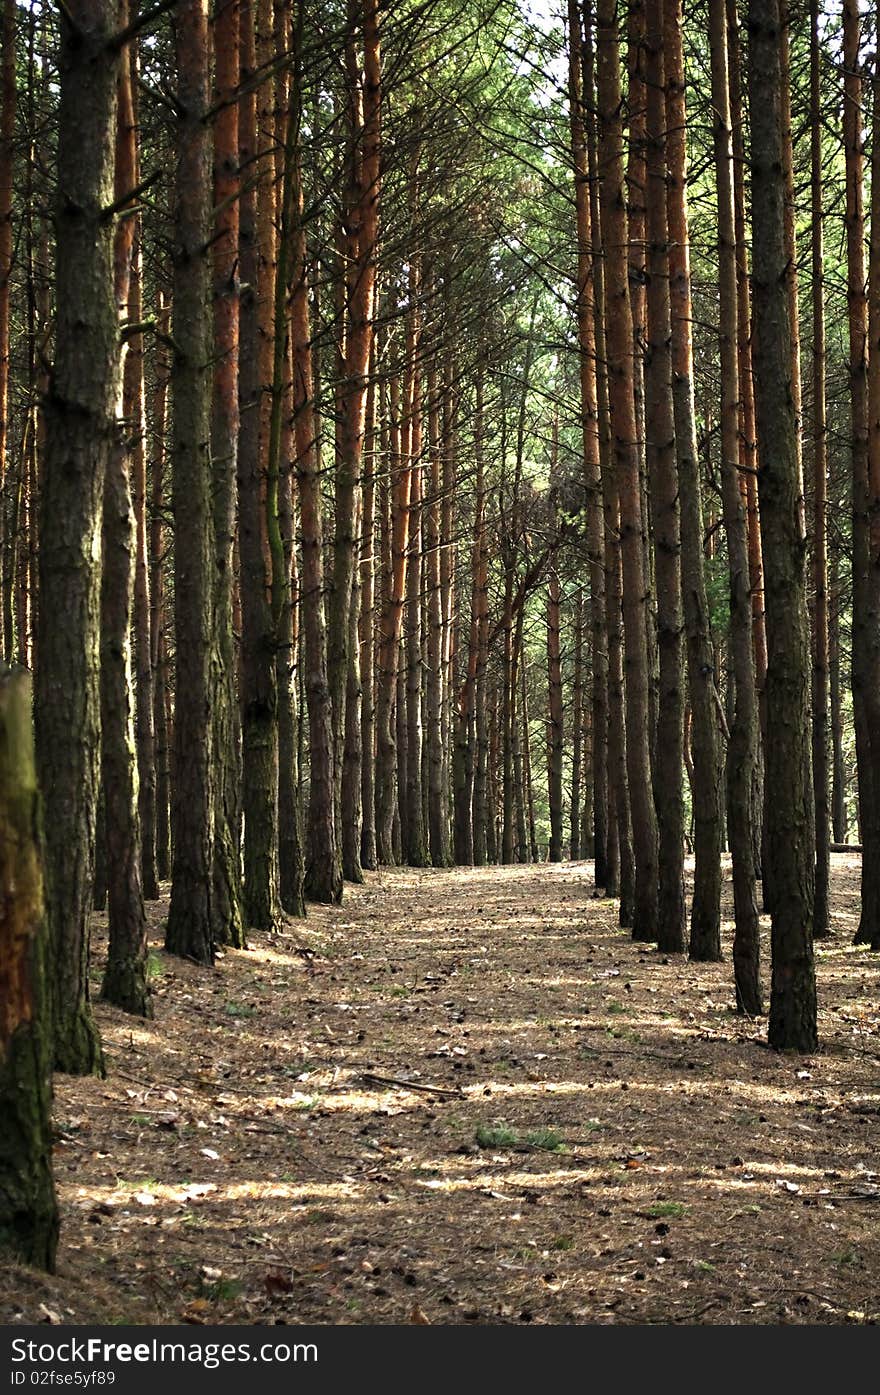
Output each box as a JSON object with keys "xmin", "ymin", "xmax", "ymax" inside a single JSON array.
[
  {"xmin": 100, "ymin": 12, "xmax": 149, "ymax": 1018},
  {"xmin": 425, "ymin": 359, "xmax": 448, "ymax": 866},
  {"xmin": 596, "ymin": 0, "xmax": 658, "ymax": 941},
  {"xmin": 36, "ymin": 0, "xmax": 121, "ymax": 1073},
  {"xmin": 150, "ymin": 295, "xmax": 171, "ymax": 882},
  {"xmin": 574, "ymin": 0, "xmax": 608, "ymax": 887},
  {"xmin": 644, "ymin": 0, "xmax": 685, "ymax": 953},
  {"xmin": 665, "ymin": 0, "xmax": 722, "ymax": 961},
  {"xmin": 375, "ymin": 368, "xmax": 409, "ymax": 864},
  {"xmin": 291, "ymin": 61, "xmax": 342, "ymax": 905},
  {"xmin": 359, "ymin": 375, "xmax": 378, "ymax": 870},
  {"xmin": 809, "ymin": 0, "xmax": 830, "ymax": 940},
  {"xmin": 404, "ymin": 355, "xmax": 426, "ymax": 866},
  {"xmin": 0, "ymin": 0, "xmax": 14, "ymax": 659},
  {"xmin": 709, "ymin": 0, "xmax": 761, "ymax": 1011},
  {"xmin": 330, "ymin": 0, "xmax": 380, "ymax": 831},
  {"xmin": 164, "ymin": 0, "xmax": 216, "ymax": 966},
  {"xmin": 859, "ymin": 0, "xmax": 880, "ymax": 951},
  {"xmin": 0, "ymin": 669, "xmax": 59, "ymax": 1270},
  {"xmin": 748, "ymin": 0, "xmax": 817, "ymax": 1050},
  {"xmin": 237, "ymin": 0, "xmax": 280, "ymax": 932},
  {"xmin": 521, "ymin": 653, "xmax": 539, "ymax": 863},
  {"xmin": 546, "ymin": 557, "xmax": 564, "ymax": 863},
  {"xmin": 570, "ymin": 591, "xmax": 584, "ymax": 860},
  {"xmin": 727, "ymin": 0, "xmax": 767, "ymax": 698},
  {"xmin": 829, "ymin": 552, "xmax": 846, "ymax": 842},
  {"xmin": 842, "ymin": 0, "xmax": 879, "ymax": 944},
  {"xmin": 210, "ymin": 0, "xmax": 244, "ymax": 946}
]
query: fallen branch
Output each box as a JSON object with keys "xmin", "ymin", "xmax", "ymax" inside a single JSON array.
[{"xmin": 361, "ymin": 1071, "xmax": 462, "ymax": 1097}]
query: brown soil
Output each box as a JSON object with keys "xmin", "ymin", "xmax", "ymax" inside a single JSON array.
[{"xmin": 3, "ymin": 855, "xmax": 880, "ymax": 1326}]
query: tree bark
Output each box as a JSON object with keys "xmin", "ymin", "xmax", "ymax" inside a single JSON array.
[
  {"xmin": 164, "ymin": 0, "xmax": 216, "ymax": 966},
  {"xmin": 808, "ymin": 0, "xmax": 830, "ymax": 940},
  {"xmin": 709, "ymin": 0, "xmax": 761, "ymax": 1011},
  {"xmin": 665, "ymin": 0, "xmax": 722, "ymax": 961},
  {"xmin": 644, "ymin": 0, "xmax": 685, "ymax": 953},
  {"xmin": 596, "ymin": 0, "xmax": 658, "ymax": 941},
  {"xmin": 210, "ymin": 0, "xmax": 244, "ymax": 946},
  {"xmin": 0, "ymin": 669, "xmax": 59, "ymax": 1270},
  {"xmin": 748, "ymin": 0, "xmax": 817, "ymax": 1050},
  {"xmin": 36, "ymin": 0, "xmax": 121, "ymax": 1073}
]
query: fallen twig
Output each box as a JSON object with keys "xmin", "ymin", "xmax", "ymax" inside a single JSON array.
[{"xmin": 361, "ymin": 1071, "xmax": 462, "ymax": 1097}]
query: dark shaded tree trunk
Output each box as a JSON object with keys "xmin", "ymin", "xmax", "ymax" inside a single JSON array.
[
  {"xmin": 546, "ymin": 558, "xmax": 564, "ymax": 863},
  {"xmin": 709, "ymin": 0, "xmax": 761, "ymax": 1011},
  {"xmin": 665, "ymin": 0, "xmax": 722, "ymax": 961},
  {"xmin": 210, "ymin": 0, "xmax": 245, "ymax": 946},
  {"xmin": 597, "ymin": 0, "xmax": 658, "ymax": 940},
  {"xmin": 808, "ymin": 0, "xmax": 830, "ymax": 940},
  {"xmin": 748, "ymin": 0, "xmax": 817, "ymax": 1050},
  {"xmin": 36, "ymin": 0, "xmax": 121, "ymax": 1073},
  {"xmin": 570, "ymin": 591, "xmax": 584, "ymax": 860},
  {"xmin": 644, "ymin": 0, "xmax": 685, "ymax": 954},
  {"xmin": 164, "ymin": 0, "xmax": 216, "ymax": 966},
  {"xmin": 842, "ymin": 0, "xmax": 880, "ymax": 946}
]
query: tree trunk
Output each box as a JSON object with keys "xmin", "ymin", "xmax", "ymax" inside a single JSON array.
[
  {"xmin": 359, "ymin": 374, "xmax": 378, "ymax": 870},
  {"xmin": 709, "ymin": 0, "xmax": 761, "ymax": 1011},
  {"xmin": 644, "ymin": 0, "xmax": 685, "ymax": 954},
  {"xmin": 575, "ymin": 0, "xmax": 608, "ymax": 888},
  {"xmin": 164, "ymin": 0, "xmax": 216, "ymax": 966},
  {"xmin": 237, "ymin": 0, "xmax": 280, "ymax": 932},
  {"xmin": 842, "ymin": 0, "xmax": 879, "ymax": 946},
  {"xmin": 748, "ymin": 0, "xmax": 817, "ymax": 1050},
  {"xmin": 36, "ymin": 0, "xmax": 121, "ymax": 1073},
  {"xmin": 100, "ymin": 13, "xmax": 149, "ymax": 1018},
  {"xmin": 291, "ymin": 68, "xmax": 342, "ymax": 905},
  {"xmin": 404, "ymin": 354, "xmax": 426, "ymax": 867},
  {"xmin": 149, "ymin": 295, "xmax": 171, "ymax": 882},
  {"xmin": 830, "ymin": 552, "xmax": 846, "ymax": 842},
  {"xmin": 329, "ymin": 0, "xmax": 380, "ymax": 832},
  {"xmin": 546, "ymin": 558, "xmax": 564, "ymax": 863},
  {"xmin": 808, "ymin": 0, "xmax": 830, "ymax": 940},
  {"xmin": 210, "ymin": 0, "xmax": 244, "ymax": 946},
  {"xmin": 0, "ymin": 669, "xmax": 59, "ymax": 1270},
  {"xmin": 570, "ymin": 591, "xmax": 584, "ymax": 861},
  {"xmin": 859, "ymin": 0, "xmax": 880, "ymax": 952},
  {"xmin": 596, "ymin": 0, "xmax": 658, "ymax": 941},
  {"xmin": 665, "ymin": 0, "xmax": 722, "ymax": 961},
  {"xmin": 0, "ymin": 0, "xmax": 14, "ymax": 659}
]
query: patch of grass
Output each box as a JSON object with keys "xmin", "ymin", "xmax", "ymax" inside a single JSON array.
[
  {"xmin": 147, "ymin": 950, "xmax": 165, "ymax": 980},
  {"xmin": 606, "ymin": 1000, "xmax": 627, "ymax": 1015},
  {"xmin": 475, "ymin": 1123, "xmax": 565, "ymax": 1152},
  {"xmin": 476, "ymin": 1123, "xmax": 519, "ymax": 1148},
  {"xmin": 129, "ymin": 1114, "xmax": 151, "ymax": 1127},
  {"xmin": 550, "ymin": 1234, "xmax": 574, "ymax": 1251},
  {"xmin": 695, "ymin": 1259, "xmax": 716, "ymax": 1273},
  {"xmin": 200, "ymin": 1276, "xmax": 243, "ymax": 1303},
  {"xmin": 523, "ymin": 1127, "xmax": 565, "ymax": 1152},
  {"xmin": 832, "ymin": 1246, "xmax": 863, "ymax": 1269},
  {"xmin": 223, "ymin": 1000, "xmax": 256, "ymax": 1019},
  {"xmin": 642, "ymin": 1201, "xmax": 687, "ymax": 1219},
  {"xmin": 389, "ymin": 985, "xmax": 411, "ymax": 998}
]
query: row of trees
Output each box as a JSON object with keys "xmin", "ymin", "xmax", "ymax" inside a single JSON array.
[{"xmin": 2, "ymin": 0, "xmax": 880, "ymax": 1269}]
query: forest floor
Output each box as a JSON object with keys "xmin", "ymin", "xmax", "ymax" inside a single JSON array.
[{"xmin": 4, "ymin": 855, "xmax": 880, "ymax": 1327}]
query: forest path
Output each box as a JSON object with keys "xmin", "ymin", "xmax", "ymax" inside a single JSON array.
[{"xmin": 5, "ymin": 857, "xmax": 880, "ymax": 1325}]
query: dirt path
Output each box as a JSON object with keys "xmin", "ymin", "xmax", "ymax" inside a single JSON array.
[{"xmin": 5, "ymin": 857, "xmax": 880, "ymax": 1326}]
